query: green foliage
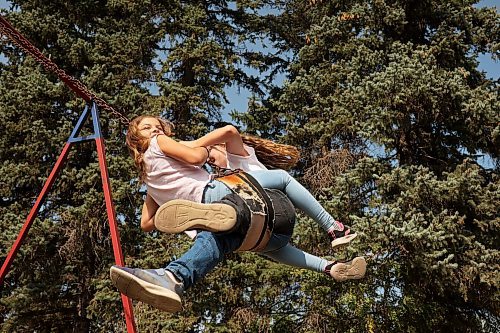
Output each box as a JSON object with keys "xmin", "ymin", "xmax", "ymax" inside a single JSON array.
[
  {"xmin": 331, "ymin": 158, "xmax": 500, "ymax": 331},
  {"xmin": 0, "ymin": 0, "xmax": 160, "ymax": 331},
  {"xmin": 235, "ymin": 0, "xmax": 499, "ymax": 332},
  {"xmin": 1, "ymin": 0, "xmax": 498, "ymax": 332}
]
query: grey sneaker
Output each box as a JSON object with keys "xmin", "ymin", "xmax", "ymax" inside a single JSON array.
[
  {"xmin": 325, "ymin": 257, "xmax": 367, "ymax": 282},
  {"xmin": 110, "ymin": 266, "xmax": 184, "ymax": 312},
  {"xmin": 154, "ymin": 199, "xmax": 237, "ymax": 234}
]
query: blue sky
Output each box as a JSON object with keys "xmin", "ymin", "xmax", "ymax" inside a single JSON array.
[{"xmin": 1, "ymin": 0, "xmax": 498, "ymax": 116}]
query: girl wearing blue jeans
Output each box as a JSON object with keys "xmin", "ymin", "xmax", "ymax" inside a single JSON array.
[{"xmin": 110, "ymin": 115, "xmax": 365, "ymax": 312}]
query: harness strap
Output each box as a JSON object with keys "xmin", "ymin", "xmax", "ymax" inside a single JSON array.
[{"xmin": 215, "ymin": 171, "xmax": 274, "ymax": 252}]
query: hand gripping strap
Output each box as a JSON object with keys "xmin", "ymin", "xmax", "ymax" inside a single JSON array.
[{"xmin": 215, "ymin": 172, "xmax": 274, "ymax": 252}]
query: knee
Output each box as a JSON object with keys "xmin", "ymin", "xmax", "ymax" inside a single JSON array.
[
  {"xmin": 196, "ymin": 232, "xmax": 223, "ymax": 259},
  {"xmin": 198, "ymin": 231, "xmax": 240, "ymax": 258},
  {"xmin": 274, "ymin": 169, "xmax": 292, "ymax": 185},
  {"xmin": 278, "ymin": 169, "xmax": 290, "ymax": 177}
]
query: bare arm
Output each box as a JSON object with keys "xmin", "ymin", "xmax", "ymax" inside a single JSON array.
[
  {"xmin": 157, "ymin": 126, "xmax": 248, "ymax": 166},
  {"xmin": 156, "ymin": 134, "xmax": 209, "ymax": 166},
  {"xmin": 141, "ymin": 194, "xmax": 159, "ymax": 232},
  {"xmin": 192, "ymin": 125, "xmax": 249, "ymax": 157},
  {"xmin": 178, "ymin": 140, "xmax": 196, "ymax": 148}
]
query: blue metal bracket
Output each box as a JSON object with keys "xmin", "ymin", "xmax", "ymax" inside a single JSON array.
[{"xmin": 67, "ymin": 101, "xmax": 102, "ymax": 143}]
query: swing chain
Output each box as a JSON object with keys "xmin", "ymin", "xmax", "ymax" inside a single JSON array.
[{"xmin": 0, "ymin": 15, "xmax": 130, "ymax": 126}]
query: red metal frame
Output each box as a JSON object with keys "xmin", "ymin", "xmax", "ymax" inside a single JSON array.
[{"xmin": 0, "ymin": 102, "xmax": 137, "ymax": 332}]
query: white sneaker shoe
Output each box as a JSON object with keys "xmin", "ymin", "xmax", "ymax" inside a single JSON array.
[
  {"xmin": 155, "ymin": 199, "xmax": 237, "ymax": 234},
  {"xmin": 325, "ymin": 257, "xmax": 367, "ymax": 282}
]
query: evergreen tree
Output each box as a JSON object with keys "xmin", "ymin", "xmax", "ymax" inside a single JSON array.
[
  {"xmin": 0, "ymin": 0, "xmax": 288, "ymax": 331},
  {"xmin": 0, "ymin": 0, "xmax": 163, "ymax": 330},
  {"xmin": 1, "ymin": 0, "xmax": 498, "ymax": 332},
  {"xmin": 236, "ymin": 0, "xmax": 499, "ymax": 331}
]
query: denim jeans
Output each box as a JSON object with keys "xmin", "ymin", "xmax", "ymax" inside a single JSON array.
[
  {"xmin": 166, "ymin": 170, "xmax": 331, "ymax": 288},
  {"xmin": 260, "ymin": 242, "xmax": 327, "ymax": 273}
]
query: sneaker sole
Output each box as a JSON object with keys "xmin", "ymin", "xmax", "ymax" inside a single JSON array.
[
  {"xmin": 155, "ymin": 199, "xmax": 237, "ymax": 234},
  {"xmin": 331, "ymin": 233, "xmax": 357, "ymax": 249},
  {"xmin": 109, "ymin": 266, "xmax": 182, "ymax": 313},
  {"xmin": 330, "ymin": 256, "xmax": 367, "ymax": 282}
]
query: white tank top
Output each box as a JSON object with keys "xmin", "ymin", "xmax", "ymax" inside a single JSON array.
[
  {"xmin": 226, "ymin": 145, "xmax": 267, "ymax": 171},
  {"xmin": 144, "ymin": 136, "xmax": 210, "ymax": 205}
]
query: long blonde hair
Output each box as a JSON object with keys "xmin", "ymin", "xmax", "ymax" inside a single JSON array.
[
  {"xmin": 126, "ymin": 115, "xmax": 173, "ymax": 181},
  {"xmin": 213, "ymin": 137, "xmax": 300, "ymax": 170},
  {"xmin": 241, "ymin": 135, "xmax": 299, "ymax": 170}
]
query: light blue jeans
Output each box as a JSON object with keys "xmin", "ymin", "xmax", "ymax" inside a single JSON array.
[
  {"xmin": 204, "ymin": 170, "xmax": 336, "ymax": 232},
  {"xmin": 166, "ymin": 170, "xmax": 331, "ymax": 288}
]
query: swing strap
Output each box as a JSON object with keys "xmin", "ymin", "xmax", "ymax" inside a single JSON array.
[{"xmin": 215, "ymin": 171, "xmax": 275, "ymax": 252}]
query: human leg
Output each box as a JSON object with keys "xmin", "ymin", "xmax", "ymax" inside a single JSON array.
[
  {"xmin": 247, "ymin": 170, "xmax": 356, "ymax": 247},
  {"xmin": 195, "ymin": 174, "xmax": 355, "ymax": 249},
  {"xmin": 110, "ymin": 231, "xmax": 242, "ymax": 312},
  {"xmin": 261, "ymin": 239, "xmax": 328, "ymax": 273},
  {"xmin": 260, "ymin": 240, "xmax": 366, "ymax": 281},
  {"xmin": 165, "ymin": 231, "xmax": 243, "ymax": 288},
  {"xmin": 247, "ymin": 170, "xmax": 335, "ymax": 230},
  {"xmin": 158, "ymin": 182, "xmax": 251, "ymax": 286},
  {"xmin": 110, "ymin": 185, "xmax": 245, "ymax": 312}
]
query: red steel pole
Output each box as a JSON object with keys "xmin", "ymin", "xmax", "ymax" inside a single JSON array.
[
  {"xmin": 95, "ymin": 137, "xmax": 137, "ymax": 332},
  {"xmin": 0, "ymin": 143, "xmax": 72, "ymax": 284},
  {"xmin": 0, "ymin": 104, "xmax": 137, "ymax": 331}
]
